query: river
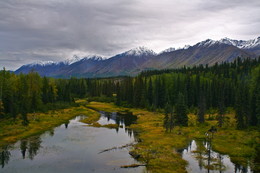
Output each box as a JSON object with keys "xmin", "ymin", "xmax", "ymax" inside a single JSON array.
[{"xmin": 0, "ymin": 112, "xmax": 146, "ymax": 173}]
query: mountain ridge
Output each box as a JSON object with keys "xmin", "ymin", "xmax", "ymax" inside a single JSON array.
[{"xmin": 15, "ymin": 36, "xmax": 260, "ymax": 78}]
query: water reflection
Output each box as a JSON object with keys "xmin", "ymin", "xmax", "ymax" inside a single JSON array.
[
  {"xmin": 64, "ymin": 121, "xmax": 69, "ymax": 129},
  {"xmin": 1, "ymin": 112, "xmax": 144, "ymax": 173},
  {"xmin": 99, "ymin": 111, "xmax": 137, "ymax": 127},
  {"xmin": 98, "ymin": 111, "xmax": 138, "ymax": 139},
  {"xmin": 182, "ymin": 140, "xmax": 253, "ymax": 173},
  {"xmin": 0, "ymin": 145, "xmax": 11, "ymax": 168},
  {"xmin": 14, "ymin": 136, "xmax": 43, "ymax": 161}
]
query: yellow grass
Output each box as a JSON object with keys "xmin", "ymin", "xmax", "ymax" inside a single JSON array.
[
  {"xmin": 86, "ymin": 102, "xmax": 259, "ymax": 173},
  {"xmin": 0, "ymin": 106, "xmax": 98, "ymax": 147}
]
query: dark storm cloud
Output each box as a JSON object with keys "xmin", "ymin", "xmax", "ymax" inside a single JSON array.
[{"xmin": 0, "ymin": 0, "xmax": 259, "ymax": 70}]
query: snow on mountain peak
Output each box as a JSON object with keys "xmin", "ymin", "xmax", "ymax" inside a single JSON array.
[
  {"xmin": 82, "ymin": 55, "xmax": 103, "ymax": 61},
  {"xmin": 159, "ymin": 45, "xmax": 192, "ymax": 54},
  {"xmin": 63, "ymin": 55, "xmax": 103, "ymax": 64},
  {"xmin": 63, "ymin": 55, "xmax": 83, "ymax": 65},
  {"xmin": 27, "ymin": 61, "xmax": 56, "ymax": 67},
  {"xmin": 219, "ymin": 36, "xmax": 260, "ymax": 49},
  {"xmin": 160, "ymin": 47, "xmax": 176, "ymax": 54},
  {"xmin": 198, "ymin": 39, "xmax": 220, "ymax": 47},
  {"xmin": 125, "ymin": 46, "xmax": 157, "ymax": 56}
]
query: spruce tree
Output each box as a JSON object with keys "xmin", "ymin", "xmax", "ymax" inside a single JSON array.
[
  {"xmin": 164, "ymin": 103, "xmax": 171, "ymax": 132},
  {"xmin": 147, "ymin": 78, "xmax": 153, "ymax": 106},
  {"xmin": 0, "ymin": 100, "xmax": 4, "ymax": 119},
  {"xmin": 175, "ymin": 93, "xmax": 188, "ymax": 126},
  {"xmin": 198, "ymin": 94, "xmax": 206, "ymax": 123},
  {"xmin": 218, "ymin": 88, "xmax": 225, "ymax": 127}
]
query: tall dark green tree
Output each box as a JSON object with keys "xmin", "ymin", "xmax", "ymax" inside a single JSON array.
[
  {"xmin": 147, "ymin": 78, "xmax": 153, "ymax": 106},
  {"xmin": 197, "ymin": 94, "xmax": 206, "ymax": 123},
  {"xmin": 175, "ymin": 93, "xmax": 188, "ymax": 126}
]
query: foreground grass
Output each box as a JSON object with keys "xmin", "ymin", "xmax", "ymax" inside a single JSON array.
[
  {"xmin": 87, "ymin": 102, "xmax": 259, "ymax": 173},
  {"xmin": 0, "ymin": 106, "xmax": 94, "ymax": 147}
]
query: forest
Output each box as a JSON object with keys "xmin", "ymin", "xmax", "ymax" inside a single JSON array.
[{"xmin": 0, "ymin": 57, "xmax": 260, "ymax": 130}]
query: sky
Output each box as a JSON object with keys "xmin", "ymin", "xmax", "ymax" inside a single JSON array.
[{"xmin": 0, "ymin": 0, "xmax": 260, "ymax": 70}]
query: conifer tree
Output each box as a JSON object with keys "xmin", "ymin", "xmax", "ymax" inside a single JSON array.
[
  {"xmin": 175, "ymin": 93, "xmax": 188, "ymax": 126},
  {"xmin": 0, "ymin": 100, "xmax": 4, "ymax": 119},
  {"xmin": 164, "ymin": 103, "xmax": 171, "ymax": 132},
  {"xmin": 147, "ymin": 78, "xmax": 153, "ymax": 106},
  {"xmin": 198, "ymin": 94, "xmax": 206, "ymax": 123}
]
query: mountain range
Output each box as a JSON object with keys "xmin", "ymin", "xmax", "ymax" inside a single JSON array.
[{"xmin": 15, "ymin": 36, "xmax": 260, "ymax": 78}]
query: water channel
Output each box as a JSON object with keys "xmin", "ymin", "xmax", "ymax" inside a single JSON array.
[
  {"xmin": 0, "ymin": 112, "xmax": 145, "ymax": 173},
  {"xmin": 181, "ymin": 140, "xmax": 254, "ymax": 173}
]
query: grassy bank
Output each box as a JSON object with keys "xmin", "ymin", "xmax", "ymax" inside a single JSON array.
[
  {"xmin": 0, "ymin": 101, "xmax": 258, "ymax": 172},
  {"xmin": 86, "ymin": 102, "xmax": 259, "ymax": 173},
  {"xmin": 0, "ymin": 106, "xmax": 95, "ymax": 147}
]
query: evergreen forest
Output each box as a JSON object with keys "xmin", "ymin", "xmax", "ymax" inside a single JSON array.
[{"xmin": 1, "ymin": 57, "xmax": 260, "ymax": 130}]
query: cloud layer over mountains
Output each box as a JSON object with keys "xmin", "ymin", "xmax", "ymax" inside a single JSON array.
[{"xmin": 0, "ymin": 0, "xmax": 260, "ymax": 70}]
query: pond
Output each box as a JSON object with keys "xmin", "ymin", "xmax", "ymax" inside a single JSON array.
[
  {"xmin": 0, "ymin": 112, "xmax": 146, "ymax": 173},
  {"xmin": 181, "ymin": 140, "xmax": 253, "ymax": 173}
]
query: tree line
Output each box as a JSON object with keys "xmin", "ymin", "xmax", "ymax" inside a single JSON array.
[
  {"xmin": 1, "ymin": 57, "xmax": 260, "ymax": 129},
  {"xmin": 115, "ymin": 57, "xmax": 260, "ymax": 129}
]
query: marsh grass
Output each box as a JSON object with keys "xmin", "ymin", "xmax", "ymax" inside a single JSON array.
[
  {"xmin": 0, "ymin": 106, "xmax": 96, "ymax": 147},
  {"xmin": 1, "ymin": 101, "xmax": 258, "ymax": 172},
  {"xmin": 87, "ymin": 102, "xmax": 259, "ymax": 173}
]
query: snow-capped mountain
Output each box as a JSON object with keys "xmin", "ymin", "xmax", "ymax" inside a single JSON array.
[
  {"xmin": 160, "ymin": 47, "xmax": 176, "ymax": 54},
  {"xmin": 63, "ymin": 55, "xmax": 83, "ymax": 65},
  {"xmin": 63, "ymin": 55, "xmax": 103, "ymax": 65},
  {"xmin": 81, "ymin": 55, "xmax": 103, "ymax": 61},
  {"xmin": 160, "ymin": 45, "xmax": 191, "ymax": 54},
  {"xmin": 15, "ymin": 36, "xmax": 259, "ymax": 78},
  {"xmin": 27, "ymin": 61, "xmax": 57, "ymax": 67},
  {"xmin": 197, "ymin": 39, "xmax": 221, "ymax": 47},
  {"xmin": 123, "ymin": 46, "xmax": 157, "ymax": 57},
  {"xmin": 220, "ymin": 37, "xmax": 260, "ymax": 49}
]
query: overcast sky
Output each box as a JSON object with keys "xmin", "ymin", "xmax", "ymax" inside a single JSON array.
[{"xmin": 0, "ymin": 0, "xmax": 259, "ymax": 70}]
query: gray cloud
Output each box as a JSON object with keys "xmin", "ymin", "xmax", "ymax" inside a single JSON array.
[{"xmin": 0, "ymin": 0, "xmax": 259, "ymax": 70}]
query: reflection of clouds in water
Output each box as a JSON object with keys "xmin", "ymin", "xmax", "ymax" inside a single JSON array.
[
  {"xmin": 41, "ymin": 145, "xmax": 64, "ymax": 154},
  {"xmin": 1, "ymin": 114, "xmax": 144, "ymax": 173}
]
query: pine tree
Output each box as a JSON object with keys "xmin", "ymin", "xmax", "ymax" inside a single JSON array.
[
  {"xmin": 218, "ymin": 97, "xmax": 225, "ymax": 127},
  {"xmin": 116, "ymin": 82, "xmax": 121, "ymax": 106},
  {"xmin": 175, "ymin": 93, "xmax": 188, "ymax": 126},
  {"xmin": 169, "ymin": 108, "xmax": 175, "ymax": 132},
  {"xmin": 164, "ymin": 103, "xmax": 171, "ymax": 132},
  {"xmin": 218, "ymin": 87, "xmax": 225, "ymax": 127},
  {"xmin": 198, "ymin": 94, "xmax": 206, "ymax": 123},
  {"xmin": 251, "ymin": 67, "xmax": 260, "ymax": 127},
  {"xmin": 147, "ymin": 78, "xmax": 153, "ymax": 106},
  {"xmin": 235, "ymin": 84, "xmax": 245, "ymax": 129},
  {"xmin": 0, "ymin": 100, "xmax": 4, "ymax": 119}
]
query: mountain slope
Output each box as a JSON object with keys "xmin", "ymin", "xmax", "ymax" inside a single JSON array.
[
  {"xmin": 219, "ymin": 37, "xmax": 260, "ymax": 55},
  {"xmin": 15, "ymin": 61, "xmax": 68, "ymax": 76},
  {"xmin": 143, "ymin": 39, "xmax": 255, "ymax": 69},
  {"xmin": 15, "ymin": 37, "xmax": 259, "ymax": 78}
]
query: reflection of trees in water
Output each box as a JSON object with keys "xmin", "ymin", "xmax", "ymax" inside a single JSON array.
[
  {"xmin": 191, "ymin": 140, "xmax": 252, "ymax": 173},
  {"xmin": 64, "ymin": 122, "xmax": 69, "ymax": 129},
  {"xmin": 102, "ymin": 111, "xmax": 139, "ymax": 140},
  {"xmin": 0, "ymin": 146, "xmax": 11, "ymax": 168},
  {"xmin": 191, "ymin": 140, "xmax": 226, "ymax": 172},
  {"xmin": 48, "ymin": 129, "xmax": 55, "ymax": 136},
  {"xmin": 20, "ymin": 136, "xmax": 42, "ymax": 160},
  {"xmin": 103, "ymin": 112, "xmax": 137, "ymax": 127},
  {"xmin": 20, "ymin": 140, "xmax": 28, "ymax": 159},
  {"xmin": 234, "ymin": 164, "xmax": 250, "ymax": 173}
]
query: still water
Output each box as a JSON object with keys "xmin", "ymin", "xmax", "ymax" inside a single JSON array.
[
  {"xmin": 181, "ymin": 140, "xmax": 253, "ymax": 173},
  {"xmin": 0, "ymin": 112, "xmax": 145, "ymax": 173}
]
